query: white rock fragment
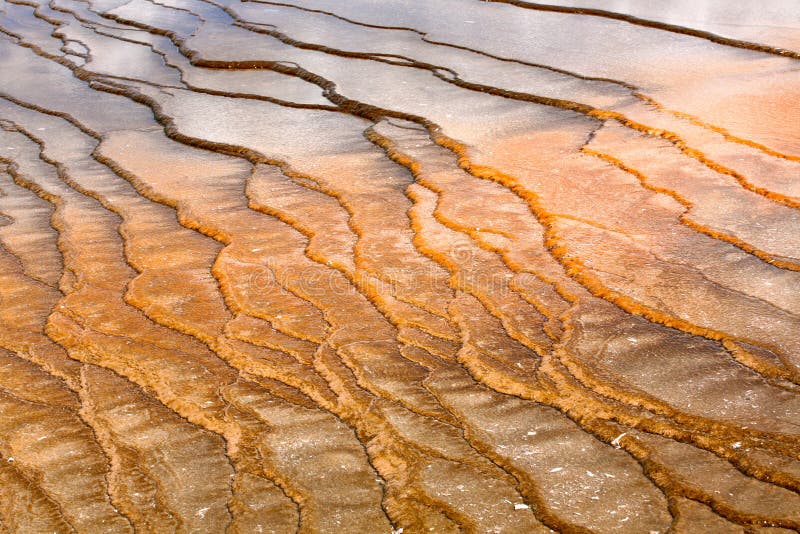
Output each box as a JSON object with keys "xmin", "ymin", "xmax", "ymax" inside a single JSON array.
[
  {"xmin": 514, "ymin": 503, "xmax": 529, "ymax": 510},
  {"xmin": 732, "ymin": 442, "xmax": 742, "ymax": 449},
  {"xmin": 549, "ymin": 467, "xmax": 563, "ymax": 473},
  {"xmin": 611, "ymin": 432, "xmax": 628, "ymax": 448}
]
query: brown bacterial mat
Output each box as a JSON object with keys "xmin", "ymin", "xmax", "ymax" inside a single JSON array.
[{"xmin": 0, "ymin": 0, "xmax": 799, "ymax": 531}]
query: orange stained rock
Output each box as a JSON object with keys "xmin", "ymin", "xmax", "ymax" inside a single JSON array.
[{"xmin": 0, "ymin": 0, "xmax": 799, "ymax": 531}]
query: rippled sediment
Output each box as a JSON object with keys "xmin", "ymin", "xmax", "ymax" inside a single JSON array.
[{"xmin": 0, "ymin": 0, "xmax": 799, "ymax": 531}]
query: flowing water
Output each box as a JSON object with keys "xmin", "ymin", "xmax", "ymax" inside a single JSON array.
[{"xmin": 0, "ymin": 0, "xmax": 799, "ymax": 531}]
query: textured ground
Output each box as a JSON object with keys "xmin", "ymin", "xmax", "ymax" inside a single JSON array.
[{"xmin": 0, "ymin": 0, "xmax": 799, "ymax": 532}]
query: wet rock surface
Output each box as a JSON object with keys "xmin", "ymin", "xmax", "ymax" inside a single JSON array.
[{"xmin": 0, "ymin": 0, "xmax": 798, "ymax": 531}]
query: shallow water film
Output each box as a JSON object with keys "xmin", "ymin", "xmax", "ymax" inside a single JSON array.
[{"xmin": 0, "ymin": 0, "xmax": 799, "ymax": 531}]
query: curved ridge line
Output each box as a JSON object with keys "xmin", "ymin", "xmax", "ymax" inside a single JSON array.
[
  {"xmin": 484, "ymin": 0, "xmax": 800, "ymax": 60},
  {"xmin": 583, "ymin": 146, "xmax": 800, "ymax": 272}
]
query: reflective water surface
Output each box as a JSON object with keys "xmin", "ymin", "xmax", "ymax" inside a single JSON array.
[{"xmin": 0, "ymin": 0, "xmax": 799, "ymax": 531}]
